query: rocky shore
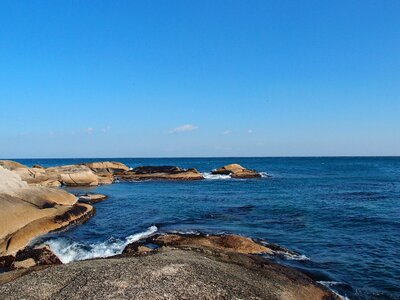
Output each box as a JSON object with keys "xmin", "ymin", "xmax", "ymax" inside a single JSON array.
[
  {"xmin": 0, "ymin": 159, "xmax": 341, "ymax": 299},
  {"xmin": 0, "ymin": 166, "xmax": 94, "ymax": 258},
  {"xmin": 0, "ymin": 233, "xmax": 339, "ymax": 299}
]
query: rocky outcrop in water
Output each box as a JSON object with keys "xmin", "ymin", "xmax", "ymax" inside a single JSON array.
[
  {"xmin": 77, "ymin": 193, "xmax": 108, "ymax": 204},
  {"xmin": 0, "ymin": 160, "xmax": 131, "ymax": 187},
  {"xmin": 117, "ymin": 166, "xmax": 204, "ymax": 181},
  {"xmin": 84, "ymin": 161, "xmax": 130, "ymax": 184},
  {"xmin": 151, "ymin": 233, "xmax": 272, "ymax": 254},
  {"xmin": 0, "ymin": 166, "xmax": 94, "ymax": 257},
  {"xmin": 212, "ymin": 164, "xmax": 262, "ymax": 178}
]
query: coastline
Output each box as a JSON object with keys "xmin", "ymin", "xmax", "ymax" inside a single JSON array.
[{"xmin": 0, "ymin": 159, "xmax": 340, "ymax": 299}]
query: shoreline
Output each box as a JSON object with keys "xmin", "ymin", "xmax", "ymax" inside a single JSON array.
[
  {"xmin": 0, "ymin": 233, "xmax": 339, "ymax": 299},
  {"xmin": 0, "ymin": 159, "xmax": 340, "ymax": 299}
]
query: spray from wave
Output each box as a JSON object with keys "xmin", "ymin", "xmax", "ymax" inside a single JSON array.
[
  {"xmin": 202, "ymin": 172, "xmax": 232, "ymax": 180},
  {"xmin": 45, "ymin": 225, "xmax": 157, "ymax": 264},
  {"xmin": 259, "ymin": 172, "xmax": 271, "ymax": 178}
]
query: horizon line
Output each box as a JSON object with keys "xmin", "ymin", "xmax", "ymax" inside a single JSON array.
[{"xmin": 2, "ymin": 155, "xmax": 400, "ymax": 160}]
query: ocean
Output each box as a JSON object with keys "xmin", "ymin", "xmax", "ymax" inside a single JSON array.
[{"xmin": 16, "ymin": 157, "xmax": 400, "ymax": 299}]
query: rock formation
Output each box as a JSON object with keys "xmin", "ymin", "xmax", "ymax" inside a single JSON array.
[
  {"xmin": 0, "ymin": 166, "xmax": 94, "ymax": 258},
  {"xmin": 0, "ymin": 247, "xmax": 339, "ymax": 299},
  {"xmin": 84, "ymin": 161, "xmax": 130, "ymax": 184},
  {"xmin": 150, "ymin": 233, "xmax": 273, "ymax": 254},
  {"xmin": 117, "ymin": 166, "xmax": 204, "ymax": 181},
  {"xmin": 212, "ymin": 163, "xmax": 262, "ymax": 178},
  {"xmin": 77, "ymin": 193, "xmax": 108, "ymax": 204},
  {"xmin": 0, "ymin": 160, "xmax": 131, "ymax": 187}
]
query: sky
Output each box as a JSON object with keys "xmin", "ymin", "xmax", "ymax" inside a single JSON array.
[{"xmin": 0, "ymin": 1, "xmax": 399, "ymax": 158}]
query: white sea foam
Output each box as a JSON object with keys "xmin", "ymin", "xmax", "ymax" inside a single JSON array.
[
  {"xmin": 282, "ymin": 252, "xmax": 310, "ymax": 260},
  {"xmin": 202, "ymin": 172, "xmax": 232, "ymax": 180},
  {"xmin": 46, "ymin": 226, "xmax": 157, "ymax": 264},
  {"xmin": 259, "ymin": 172, "xmax": 271, "ymax": 178}
]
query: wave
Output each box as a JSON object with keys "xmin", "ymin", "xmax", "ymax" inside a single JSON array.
[
  {"xmin": 202, "ymin": 172, "xmax": 232, "ymax": 180},
  {"xmin": 281, "ymin": 252, "xmax": 310, "ymax": 261},
  {"xmin": 259, "ymin": 172, "xmax": 271, "ymax": 178},
  {"xmin": 45, "ymin": 226, "xmax": 157, "ymax": 264}
]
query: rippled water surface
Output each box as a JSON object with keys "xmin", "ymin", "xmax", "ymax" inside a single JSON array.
[{"xmin": 17, "ymin": 157, "xmax": 400, "ymax": 299}]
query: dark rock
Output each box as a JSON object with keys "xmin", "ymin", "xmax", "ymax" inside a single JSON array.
[
  {"xmin": 117, "ymin": 166, "xmax": 204, "ymax": 181},
  {"xmin": 77, "ymin": 193, "xmax": 108, "ymax": 204}
]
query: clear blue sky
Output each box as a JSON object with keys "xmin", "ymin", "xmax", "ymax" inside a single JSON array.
[{"xmin": 1, "ymin": 1, "xmax": 399, "ymax": 158}]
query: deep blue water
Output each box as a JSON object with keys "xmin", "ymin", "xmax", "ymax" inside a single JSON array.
[{"xmin": 16, "ymin": 157, "xmax": 400, "ymax": 299}]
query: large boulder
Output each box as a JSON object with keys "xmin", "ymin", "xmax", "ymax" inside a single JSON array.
[
  {"xmin": 118, "ymin": 166, "xmax": 204, "ymax": 181},
  {"xmin": 0, "ymin": 166, "xmax": 94, "ymax": 256},
  {"xmin": 46, "ymin": 165, "xmax": 99, "ymax": 186},
  {"xmin": 0, "ymin": 160, "xmax": 28, "ymax": 170},
  {"xmin": 77, "ymin": 193, "xmax": 108, "ymax": 204},
  {"xmin": 1, "ymin": 161, "xmax": 101, "ymax": 187},
  {"xmin": 84, "ymin": 161, "xmax": 130, "ymax": 185},
  {"xmin": 151, "ymin": 234, "xmax": 273, "ymax": 254},
  {"xmin": 212, "ymin": 164, "xmax": 261, "ymax": 178},
  {"xmin": 0, "ymin": 248, "xmax": 339, "ymax": 299},
  {"xmin": 84, "ymin": 161, "xmax": 130, "ymax": 173}
]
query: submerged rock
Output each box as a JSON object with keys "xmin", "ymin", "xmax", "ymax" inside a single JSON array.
[
  {"xmin": 0, "ymin": 248, "xmax": 339, "ymax": 299},
  {"xmin": 212, "ymin": 164, "xmax": 261, "ymax": 178},
  {"xmin": 118, "ymin": 166, "xmax": 204, "ymax": 181}
]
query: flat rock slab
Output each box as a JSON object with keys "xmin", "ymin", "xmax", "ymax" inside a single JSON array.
[{"xmin": 0, "ymin": 248, "xmax": 337, "ymax": 300}]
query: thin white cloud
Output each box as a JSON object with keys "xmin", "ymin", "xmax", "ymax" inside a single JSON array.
[
  {"xmin": 102, "ymin": 126, "xmax": 111, "ymax": 133},
  {"xmin": 247, "ymin": 129, "xmax": 253, "ymax": 134},
  {"xmin": 169, "ymin": 124, "xmax": 199, "ymax": 134},
  {"xmin": 222, "ymin": 130, "xmax": 232, "ymax": 135},
  {"xmin": 86, "ymin": 127, "xmax": 94, "ymax": 135}
]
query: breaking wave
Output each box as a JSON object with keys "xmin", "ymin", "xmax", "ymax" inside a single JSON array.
[
  {"xmin": 45, "ymin": 225, "xmax": 157, "ymax": 264},
  {"xmin": 202, "ymin": 172, "xmax": 232, "ymax": 180},
  {"xmin": 259, "ymin": 172, "xmax": 272, "ymax": 178}
]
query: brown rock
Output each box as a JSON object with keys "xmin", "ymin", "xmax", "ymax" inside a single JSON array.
[
  {"xmin": 0, "ymin": 166, "xmax": 94, "ymax": 256},
  {"xmin": 10, "ymin": 258, "xmax": 35, "ymax": 269},
  {"xmin": 153, "ymin": 234, "xmax": 273, "ymax": 254},
  {"xmin": 32, "ymin": 164, "xmax": 44, "ymax": 169},
  {"xmin": 123, "ymin": 242, "xmax": 153, "ymax": 255},
  {"xmin": 0, "ymin": 160, "xmax": 28, "ymax": 170},
  {"xmin": 9, "ymin": 164, "xmax": 100, "ymax": 187},
  {"xmin": 59, "ymin": 170, "xmax": 99, "ymax": 186},
  {"xmin": 77, "ymin": 193, "xmax": 108, "ymax": 204},
  {"xmin": 212, "ymin": 164, "xmax": 261, "ymax": 178},
  {"xmin": 84, "ymin": 161, "xmax": 130, "ymax": 173},
  {"xmin": 0, "ymin": 248, "xmax": 339, "ymax": 300},
  {"xmin": 118, "ymin": 166, "xmax": 204, "ymax": 181}
]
